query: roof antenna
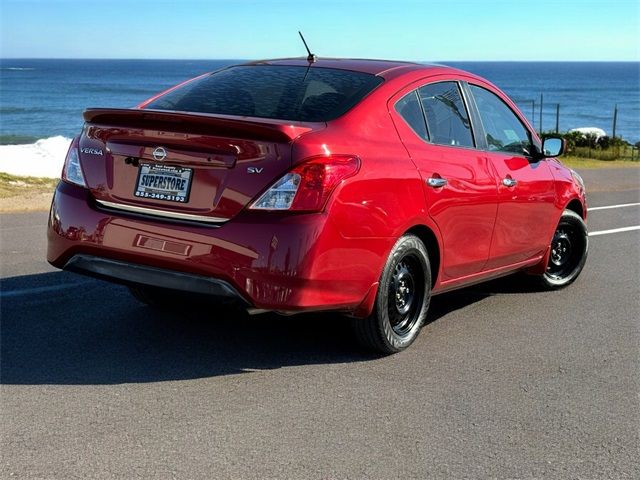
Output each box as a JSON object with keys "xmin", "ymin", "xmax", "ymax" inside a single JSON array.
[{"xmin": 298, "ymin": 31, "xmax": 317, "ymax": 63}]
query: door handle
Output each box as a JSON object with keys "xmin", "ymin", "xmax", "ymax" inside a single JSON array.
[
  {"xmin": 502, "ymin": 177, "xmax": 517, "ymax": 188},
  {"xmin": 427, "ymin": 177, "xmax": 448, "ymax": 188}
]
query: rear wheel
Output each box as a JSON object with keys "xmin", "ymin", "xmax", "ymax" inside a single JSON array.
[
  {"xmin": 352, "ymin": 234, "xmax": 431, "ymax": 354},
  {"xmin": 537, "ymin": 209, "xmax": 588, "ymax": 289}
]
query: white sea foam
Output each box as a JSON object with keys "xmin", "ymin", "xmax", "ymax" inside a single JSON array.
[{"xmin": 0, "ymin": 136, "xmax": 71, "ymax": 178}]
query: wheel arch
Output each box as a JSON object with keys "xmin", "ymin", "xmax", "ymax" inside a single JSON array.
[
  {"xmin": 404, "ymin": 224, "xmax": 441, "ymax": 288},
  {"xmin": 565, "ymin": 198, "xmax": 585, "ymax": 219}
]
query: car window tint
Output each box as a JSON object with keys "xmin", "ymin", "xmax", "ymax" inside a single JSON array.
[
  {"xmin": 470, "ymin": 85, "xmax": 532, "ymax": 155},
  {"xmin": 145, "ymin": 65, "xmax": 384, "ymax": 122},
  {"xmin": 395, "ymin": 91, "xmax": 428, "ymax": 141},
  {"xmin": 417, "ymin": 82, "xmax": 474, "ymax": 148}
]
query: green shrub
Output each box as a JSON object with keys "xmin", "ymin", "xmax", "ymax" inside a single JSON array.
[{"xmin": 542, "ymin": 131, "xmax": 630, "ymax": 158}]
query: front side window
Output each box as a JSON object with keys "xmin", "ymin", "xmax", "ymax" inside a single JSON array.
[
  {"xmin": 470, "ymin": 85, "xmax": 532, "ymax": 155},
  {"xmin": 417, "ymin": 82, "xmax": 474, "ymax": 148}
]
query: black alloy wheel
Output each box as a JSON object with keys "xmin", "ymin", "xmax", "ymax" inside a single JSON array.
[
  {"xmin": 540, "ymin": 209, "xmax": 588, "ymax": 289},
  {"xmin": 351, "ymin": 234, "xmax": 431, "ymax": 354},
  {"xmin": 388, "ymin": 255, "xmax": 425, "ymax": 337}
]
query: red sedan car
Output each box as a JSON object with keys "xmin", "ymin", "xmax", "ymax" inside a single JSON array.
[{"xmin": 48, "ymin": 58, "xmax": 588, "ymax": 353}]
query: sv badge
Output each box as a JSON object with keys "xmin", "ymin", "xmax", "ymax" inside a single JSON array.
[{"xmin": 247, "ymin": 167, "xmax": 264, "ymax": 174}]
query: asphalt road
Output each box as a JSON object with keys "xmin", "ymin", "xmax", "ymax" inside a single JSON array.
[{"xmin": 1, "ymin": 168, "xmax": 639, "ymax": 479}]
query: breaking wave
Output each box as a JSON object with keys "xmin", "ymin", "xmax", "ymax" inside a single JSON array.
[{"xmin": 0, "ymin": 136, "xmax": 71, "ymax": 178}]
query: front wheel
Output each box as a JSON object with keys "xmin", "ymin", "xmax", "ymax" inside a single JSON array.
[
  {"xmin": 351, "ymin": 234, "xmax": 431, "ymax": 354},
  {"xmin": 537, "ymin": 209, "xmax": 588, "ymax": 289}
]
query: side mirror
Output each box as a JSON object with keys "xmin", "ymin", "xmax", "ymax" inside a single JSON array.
[{"xmin": 541, "ymin": 136, "xmax": 565, "ymax": 158}]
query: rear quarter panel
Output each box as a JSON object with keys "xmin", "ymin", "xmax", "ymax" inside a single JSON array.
[{"xmin": 290, "ymin": 86, "xmax": 443, "ymax": 300}]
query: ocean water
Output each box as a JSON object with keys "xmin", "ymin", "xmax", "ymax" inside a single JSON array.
[
  {"xmin": 0, "ymin": 59, "xmax": 638, "ymax": 176},
  {"xmin": 448, "ymin": 61, "xmax": 640, "ymax": 142}
]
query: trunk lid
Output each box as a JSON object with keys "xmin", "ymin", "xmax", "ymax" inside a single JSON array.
[{"xmin": 79, "ymin": 108, "xmax": 322, "ymax": 222}]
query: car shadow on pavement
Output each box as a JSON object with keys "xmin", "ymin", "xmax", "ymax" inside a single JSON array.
[{"xmin": 1, "ymin": 271, "xmax": 495, "ymax": 385}]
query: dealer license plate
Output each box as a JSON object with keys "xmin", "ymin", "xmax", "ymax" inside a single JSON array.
[{"xmin": 134, "ymin": 163, "xmax": 193, "ymax": 203}]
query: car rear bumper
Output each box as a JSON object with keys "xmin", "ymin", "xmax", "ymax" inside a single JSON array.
[
  {"xmin": 47, "ymin": 181, "xmax": 387, "ymax": 315},
  {"xmin": 64, "ymin": 254, "xmax": 249, "ymax": 304}
]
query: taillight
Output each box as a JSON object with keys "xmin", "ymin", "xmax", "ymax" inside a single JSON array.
[
  {"xmin": 250, "ymin": 155, "xmax": 360, "ymax": 212},
  {"xmin": 61, "ymin": 136, "xmax": 86, "ymax": 187}
]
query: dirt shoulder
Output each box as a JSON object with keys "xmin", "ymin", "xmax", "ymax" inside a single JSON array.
[{"xmin": 0, "ymin": 173, "xmax": 56, "ymax": 213}]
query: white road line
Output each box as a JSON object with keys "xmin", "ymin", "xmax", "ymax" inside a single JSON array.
[
  {"xmin": 589, "ymin": 226, "xmax": 640, "ymax": 237},
  {"xmin": 588, "ymin": 202, "xmax": 640, "ymax": 211}
]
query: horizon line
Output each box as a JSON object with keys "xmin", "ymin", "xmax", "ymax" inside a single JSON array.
[{"xmin": 1, "ymin": 57, "xmax": 639, "ymax": 63}]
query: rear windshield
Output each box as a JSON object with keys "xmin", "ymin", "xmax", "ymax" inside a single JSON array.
[{"xmin": 145, "ymin": 65, "xmax": 384, "ymax": 122}]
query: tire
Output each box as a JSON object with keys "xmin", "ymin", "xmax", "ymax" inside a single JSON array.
[
  {"xmin": 352, "ymin": 234, "xmax": 431, "ymax": 354},
  {"xmin": 537, "ymin": 209, "xmax": 588, "ymax": 289}
]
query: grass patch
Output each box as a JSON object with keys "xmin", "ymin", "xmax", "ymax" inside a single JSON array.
[
  {"xmin": 570, "ymin": 145, "xmax": 639, "ymax": 162},
  {"xmin": 0, "ymin": 172, "xmax": 58, "ymax": 199},
  {"xmin": 559, "ymin": 156, "xmax": 640, "ymax": 169}
]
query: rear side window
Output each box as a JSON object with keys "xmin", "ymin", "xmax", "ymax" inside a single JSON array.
[
  {"xmin": 145, "ymin": 65, "xmax": 384, "ymax": 122},
  {"xmin": 395, "ymin": 91, "xmax": 428, "ymax": 140},
  {"xmin": 469, "ymin": 85, "xmax": 532, "ymax": 155},
  {"xmin": 417, "ymin": 82, "xmax": 474, "ymax": 148}
]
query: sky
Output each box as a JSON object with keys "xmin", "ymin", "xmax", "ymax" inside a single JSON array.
[{"xmin": 1, "ymin": 0, "xmax": 638, "ymax": 61}]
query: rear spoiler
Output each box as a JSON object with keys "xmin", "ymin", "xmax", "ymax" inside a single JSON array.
[{"xmin": 83, "ymin": 108, "xmax": 320, "ymax": 143}]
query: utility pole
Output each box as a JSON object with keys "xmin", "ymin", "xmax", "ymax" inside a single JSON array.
[
  {"xmin": 612, "ymin": 104, "xmax": 618, "ymax": 140},
  {"xmin": 531, "ymin": 100, "xmax": 535, "ymax": 125},
  {"xmin": 539, "ymin": 93, "xmax": 543, "ymax": 133},
  {"xmin": 555, "ymin": 104, "xmax": 560, "ymax": 134}
]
